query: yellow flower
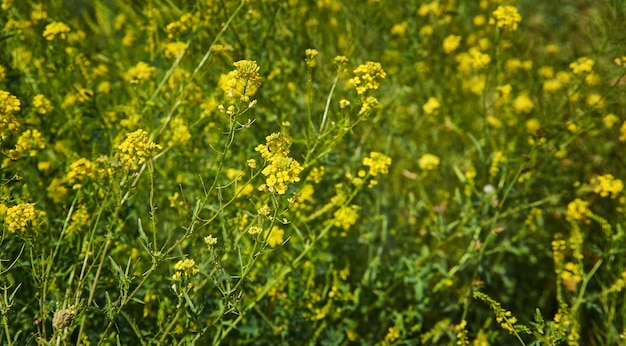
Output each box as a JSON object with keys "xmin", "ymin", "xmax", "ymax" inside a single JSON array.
[
  {"xmin": 591, "ymin": 174, "xmax": 624, "ymax": 198},
  {"xmin": 418, "ymin": 153, "xmax": 440, "ymax": 171},
  {"xmin": 442, "ymin": 35, "xmax": 462, "ymax": 54},
  {"xmin": 390, "ymin": 21, "xmax": 409, "ymax": 36},
  {"xmin": 490, "ymin": 5, "xmax": 522, "ymax": 31},
  {"xmin": 163, "ymin": 41, "xmax": 187, "ymax": 59},
  {"xmin": 333, "ymin": 205, "xmax": 360, "ymax": 230},
  {"xmin": 266, "ymin": 226, "xmax": 284, "ymax": 247},
  {"xmin": 125, "ymin": 61, "xmax": 156, "ymax": 82},
  {"xmin": 569, "ymin": 57, "xmax": 594, "ymax": 75},
  {"xmin": 117, "ymin": 129, "xmax": 162, "ymax": 170},
  {"xmin": 256, "ymin": 133, "xmax": 303, "ymax": 195},
  {"xmin": 43, "ymin": 21, "xmax": 71, "ymax": 40},
  {"xmin": 513, "ymin": 93, "xmax": 534, "ymax": 113},
  {"xmin": 422, "ymin": 97, "xmax": 441, "ymax": 115},
  {"xmin": 567, "ymin": 198, "xmax": 590, "ymax": 222},
  {"xmin": 526, "ymin": 118, "xmax": 541, "ymax": 133},
  {"xmin": 603, "ymin": 114, "xmax": 620, "ymax": 128},
  {"xmin": 620, "ymin": 121, "xmax": 626, "ymax": 142},
  {"xmin": 5, "ymin": 203, "xmax": 37, "ymax": 233},
  {"xmin": 172, "ymin": 258, "xmax": 199, "ymax": 280},
  {"xmin": 220, "ymin": 60, "xmax": 262, "ymax": 102},
  {"xmin": 349, "ymin": 61, "xmax": 386, "ymax": 95},
  {"xmin": 32, "ymin": 94, "xmax": 54, "ymax": 114},
  {"xmin": 363, "ymin": 152, "xmax": 392, "ymax": 176},
  {"xmin": 305, "ymin": 49, "xmax": 319, "ymax": 67},
  {"xmin": 67, "ymin": 158, "xmax": 97, "ymax": 189},
  {"xmin": 10, "ymin": 129, "xmax": 46, "ymax": 158}
]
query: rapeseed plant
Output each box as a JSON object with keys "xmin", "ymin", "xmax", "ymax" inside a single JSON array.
[{"xmin": 1, "ymin": 0, "xmax": 626, "ymax": 344}]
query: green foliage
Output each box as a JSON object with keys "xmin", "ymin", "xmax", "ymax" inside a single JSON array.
[{"xmin": 1, "ymin": 0, "xmax": 626, "ymax": 345}]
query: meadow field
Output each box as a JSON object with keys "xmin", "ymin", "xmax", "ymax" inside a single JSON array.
[{"xmin": 1, "ymin": 0, "xmax": 626, "ymax": 344}]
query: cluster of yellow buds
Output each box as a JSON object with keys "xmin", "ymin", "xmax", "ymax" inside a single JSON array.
[{"xmin": 255, "ymin": 132, "xmax": 303, "ymax": 195}]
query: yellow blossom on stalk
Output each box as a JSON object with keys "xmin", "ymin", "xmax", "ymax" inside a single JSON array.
[
  {"xmin": 422, "ymin": 97, "xmax": 441, "ymax": 115},
  {"xmin": 204, "ymin": 235, "xmax": 218, "ymax": 247},
  {"xmin": 172, "ymin": 258, "xmax": 199, "ymax": 280},
  {"xmin": 43, "ymin": 21, "xmax": 71, "ymax": 40},
  {"xmin": 442, "ymin": 35, "xmax": 462, "ymax": 54},
  {"xmin": 266, "ymin": 226, "xmax": 284, "ymax": 247},
  {"xmin": 569, "ymin": 57, "xmax": 594, "ymax": 75},
  {"xmin": 586, "ymin": 93, "xmax": 604, "ymax": 108},
  {"xmin": 305, "ymin": 49, "xmax": 318, "ymax": 67},
  {"xmin": 349, "ymin": 61, "xmax": 386, "ymax": 95},
  {"xmin": 0, "ymin": 65, "xmax": 6, "ymax": 82},
  {"xmin": 363, "ymin": 152, "xmax": 392, "ymax": 176},
  {"xmin": 526, "ymin": 118, "xmax": 541, "ymax": 133},
  {"xmin": 5, "ymin": 203, "xmax": 39, "ymax": 234},
  {"xmin": 47, "ymin": 177, "xmax": 68, "ymax": 203},
  {"xmin": 567, "ymin": 198, "xmax": 590, "ymax": 222},
  {"xmin": 591, "ymin": 174, "xmax": 624, "ymax": 198},
  {"xmin": 468, "ymin": 47, "xmax": 491, "ymax": 69},
  {"xmin": 10, "ymin": 129, "xmax": 45, "ymax": 158},
  {"xmin": 358, "ymin": 96, "xmax": 380, "ymax": 115},
  {"xmin": 620, "ymin": 121, "xmax": 626, "ymax": 142},
  {"xmin": 220, "ymin": 60, "xmax": 262, "ymax": 102},
  {"xmin": 418, "ymin": 153, "xmax": 440, "ymax": 171},
  {"xmin": 117, "ymin": 129, "xmax": 162, "ymax": 170},
  {"xmin": 125, "ymin": 62, "xmax": 156, "ymax": 82},
  {"xmin": 490, "ymin": 5, "xmax": 522, "ymax": 31},
  {"xmin": 603, "ymin": 114, "xmax": 619, "ymax": 128},
  {"xmin": 513, "ymin": 93, "xmax": 534, "ymax": 113},
  {"xmin": 390, "ymin": 21, "xmax": 409, "ymax": 36},
  {"xmin": 32, "ymin": 94, "xmax": 54, "ymax": 114},
  {"xmin": 67, "ymin": 157, "xmax": 97, "ymax": 189},
  {"xmin": 306, "ymin": 166, "xmax": 325, "ymax": 183},
  {"xmin": 543, "ymin": 79, "xmax": 563, "ymax": 93},
  {"xmin": 489, "ymin": 151, "xmax": 505, "ymax": 177},
  {"xmin": 0, "ymin": 90, "xmax": 21, "ymax": 139},
  {"xmin": 163, "ymin": 41, "xmax": 187, "ymax": 59},
  {"xmin": 167, "ymin": 118, "xmax": 191, "ymax": 146},
  {"xmin": 333, "ymin": 205, "xmax": 360, "ymax": 230},
  {"xmin": 256, "ymin": 133, "xmax": 303, "ymax": 195}
]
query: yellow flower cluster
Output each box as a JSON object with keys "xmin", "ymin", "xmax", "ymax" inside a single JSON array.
[
  {"xmin": 266, "ymin": 225, "xmax": 284, "ymax": 247},
  {"xmin": 305, "ymin": 49, "xmax": 318, "ymax": 67},
  {"xmin": 591, "ymin": 174, "xmax": 624, "ymax": 198},
  {"xmin": 513, "ymin": 93, "xmax": 534, "ymax": 113},
  {"xmin": 255, "ymin": 133, "xmax": 303, "ymax": 195},
  {"xmin": 166, "ymin": 13, "xmax": 195, "ymax": 39},
  {"xmin": 422, "ymin": 97, "xmax": 441, "ymax": 115},
  {"xmin": 362, "ymin": 152, "xmax": 392, "ymax": 176},
  {"xmin": 163, "ymin": 41, "xmax": 187, "ymax": 59},
  {"xmin": 349, "ymin": 61, "xmax": 387, "ymax": 95},
  {"xmin": 32, "ymin": 94, "xmax": 54, "ymax": 114},
  {"xmin": 418, "ymin": 153, "xmax": 440, "ymax": 171},
  {"xmin": 490, "ymin": 5, "xmax": 522, "ymax": 32},
  {"xmin": 172, "ymin": 258, "xmax": 199, "ymax": 280},
  {"xmin": 333, "ymin": 205, "xmax": 360, "ymax": 230},
  {"xmin": 67, "ymin": 157, "xmax": 97, "ymax": 190},
  {"xmin": 221, "ymin": 60, "xmax": 262, "ymax": 102},
  {"xmin": 0, "ymin": 90, "xmax": 21, "ymax": 139},
  {"xmin": 442, "ymin": 34, "xmax": 462, "ymax": 54},
  {"xmin": 117, "ymin": 129, "xmax": 162, "ymax": 170},
  {"xmin": 125, "ymin": 62, "xmax": 156, "ymax": 82},
  {"xmin": 5, "ymin": 203, "xmax": 37, "ymax": 233},
  {"xmin": 9, "ymin": 129, "xmax": 46, "ymax": 159},
  {"xmin": 567, "ymin": 198, "xmax": 590, "ymax": 222},
  {"xmin": 561, "ymin": 262, "xmax": 582, "ymax": 291},
  {"xmin": 569, "ymin": 57, "xmax": 594, "ymax": 75},
  {"xmin": 43, "ymin": 21, "xmax": 71, "ymax": 40}
]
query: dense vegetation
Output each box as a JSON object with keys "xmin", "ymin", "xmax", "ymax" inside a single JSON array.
[{"xmin": 1, "ymin": 0, "xmax": 626, "ymax": 344}]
